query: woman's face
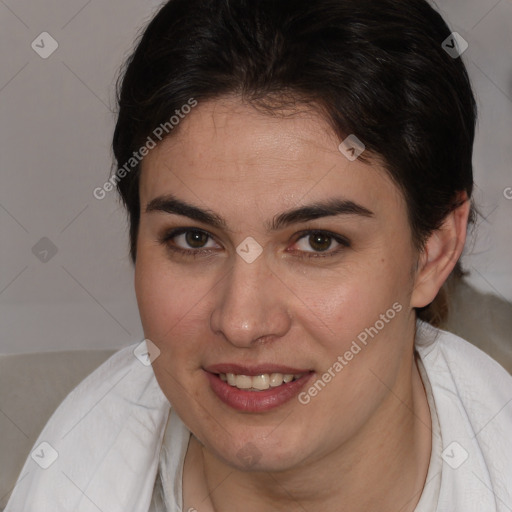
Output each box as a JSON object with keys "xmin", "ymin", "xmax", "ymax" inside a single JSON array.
[{"xmin": 135, "ymin": 97, "xmax": 420, "ymax": 472}]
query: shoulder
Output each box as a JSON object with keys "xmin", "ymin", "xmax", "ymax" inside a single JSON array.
[
  {"xmin": 23, "ymin": 340, "xmax": 169, "ymax": 451},
  {"xmin": 52, "ymin": 341, "xmax": 169, "ymax": 433},
  {"xmin": 415, "ymin": 321, "xmax": 512, "ymax": 410},
  {"xmin": 415, "ymin": 321, "xmax": 512, "ymax": 504},
  {"xmin": 4, "ymin": 341, "xmax": 171, "ymax": 511},
  {"xmin": 417, "ymin": 320, "xmax": 510, "ymax": 376}
]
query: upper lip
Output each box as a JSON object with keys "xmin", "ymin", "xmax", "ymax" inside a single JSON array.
[{"xmin": 205, "ymin": 363, "xmax": 312, "ymax": 376}]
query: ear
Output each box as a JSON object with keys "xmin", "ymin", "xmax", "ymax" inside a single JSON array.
[{"xmin": 411, "ymin": 192, "xmax": 470, "ymax": 309}]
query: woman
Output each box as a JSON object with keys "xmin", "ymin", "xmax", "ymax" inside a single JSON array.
[{"xmin": 6, "ymin": 0, "xmax": 512, "ymax": 510}]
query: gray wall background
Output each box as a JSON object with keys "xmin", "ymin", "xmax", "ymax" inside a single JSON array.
[{"xmin": 1, "ymin": 0, "xmax": 511, "ymax": 355}]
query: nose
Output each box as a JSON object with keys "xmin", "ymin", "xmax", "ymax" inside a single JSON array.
[{"xmin": 209, "ymin": 254, "xmax": 292, "ymax": 347}]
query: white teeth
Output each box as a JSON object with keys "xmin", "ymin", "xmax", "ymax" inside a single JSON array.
[
  {"xmin": 219, "ymin": 372, "xmax": 303, "ymax": 391},
  {"xmin": 252, "ymin": 374, "xmax": 270, "ymax": 390},
  {"xmin": 269, "ymin": 373, "xmax": 283, "ymax": 387},
  {"xmin": 235, "ymin": 375, "xmax": 252, "ymax": 389}
]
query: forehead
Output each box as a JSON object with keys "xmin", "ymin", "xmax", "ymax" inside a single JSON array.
[{"xmin": 139, "ymin": 97, "xmax": 405, "ymax": 222}]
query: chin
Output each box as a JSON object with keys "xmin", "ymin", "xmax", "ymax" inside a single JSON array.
[{"xmin": 208, "ymin": 428, "xmax": 315, "ymax": 473}]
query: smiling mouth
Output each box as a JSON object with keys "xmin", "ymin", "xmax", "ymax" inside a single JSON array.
[
  {"xmin": 218, "ymin": 372, "xmax": 306, "ymax": 391},
  {"xmin": 206, "ymin": 369, "xmax": 314, "ymax": 412}
]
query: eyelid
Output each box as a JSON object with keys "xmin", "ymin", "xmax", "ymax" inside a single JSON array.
[
  {"xmin": 288, "ymin": 230, "xmax": 351, "ymax": 256},
  {"xmin": 293, "ymin": 229, "xmax": 350, "ymax": 245},
  {"xmin": 159, "ymin": 227, "xmax": 222, "ymax": 252}
]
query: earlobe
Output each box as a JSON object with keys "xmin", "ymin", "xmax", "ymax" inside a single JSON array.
[{"xmin": 411, "ymin": 194, "xmax": 471, "ymax": 309}]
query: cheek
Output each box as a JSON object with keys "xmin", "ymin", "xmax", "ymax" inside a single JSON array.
[
  {"xmin": 134, "ymin": 251, "xmax": 212, "ymax": 405},
  {"xmin": 284, "ymin": 259, "xmax": 415, "ymax": 404},
  {"xmin": 134, "ymin": 246, "xmax": 228, "ymax": 378},
  {"xmin": 285, "ymin": 255, "xmax": 411, "ymax": 339},
  {"xmin": 134, "ymin": 249, "xmax": 203, "ymax": 344}
]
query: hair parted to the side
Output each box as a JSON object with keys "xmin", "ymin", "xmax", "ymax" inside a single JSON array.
[{"xmin": 112, "ymin": 0, "xmax": 477, "ymax": 327}]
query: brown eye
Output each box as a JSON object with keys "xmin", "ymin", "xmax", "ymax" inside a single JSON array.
[
  {"xmin": 159, "ymin": 228, "xmax": 220, "ymax": 255},
  {"xmin": 291, "ymin": 230, "xmax": 350, "ymax": 258},
  {"xmin": 185, "ymin": 230, "xmax": 209, "ymax": 248},
  {"xmin": 308, "ymin": 232, "xmax": 332, "ymax": 252}
]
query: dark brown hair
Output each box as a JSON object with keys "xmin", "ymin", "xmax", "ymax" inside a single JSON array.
[{"xmin": 112, "ymin": 0, "xmax": 477, "ymax": 326}]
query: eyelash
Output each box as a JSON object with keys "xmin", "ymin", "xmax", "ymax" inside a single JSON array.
[{"xmin": 158, "ymin": 227, "xmax": 351, "ymax": 260}]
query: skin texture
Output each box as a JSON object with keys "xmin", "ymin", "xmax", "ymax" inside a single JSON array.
[{"xmin": 135, "ymin": 97, "xmax": 469, "ymax": 511}]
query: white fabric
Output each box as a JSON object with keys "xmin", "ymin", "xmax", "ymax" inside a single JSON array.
[
  {"xmin": 412, "ymin": 354, "xmax": 443, "ymax": 511},
  {"xmin": 5, "ymin": 322, "xmax": 512, "ymax": 511},
  {"xmin": 149, "ymin": 409, "xmax": 189, "ymax": 512},
  {"xmin": 4, "ymin": 347, "xmax": 171, "ymax": 512},
  {"xmin": 416, "ymin": 322, "xmax": 512, "ymax": 510}
]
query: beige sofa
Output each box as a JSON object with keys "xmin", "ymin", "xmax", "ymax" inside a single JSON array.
[{"xmin": 1, "ymin": 280, "xmax": 511, "ymax": 508}]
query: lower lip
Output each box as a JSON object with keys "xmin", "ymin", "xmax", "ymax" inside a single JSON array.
[{"xmin": 205, "ymin": 372, "xmax": 313, "ymax": 412}]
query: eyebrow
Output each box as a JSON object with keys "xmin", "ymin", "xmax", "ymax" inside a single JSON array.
[{"xmin": 145, "ymin": 194, "xmax": 374, "ymax": 231}]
